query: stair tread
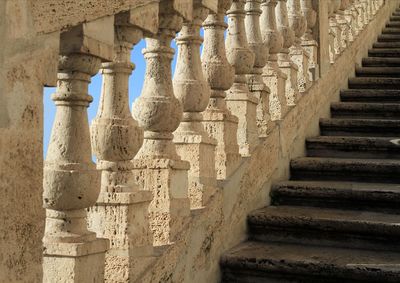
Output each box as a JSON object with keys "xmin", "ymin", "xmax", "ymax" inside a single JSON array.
[
  {"xmin": 249, "ymin": 205, "xmax": 400, "ymax": 233},
  {"xmin": 221, "ymin": 241, "xmax": 400, "ymax": 282},
  {"xmin": 272, "ymin": 180, "xmax": 400, "ymax": 198},
  {"xmin": 306, "ymin": 136, "xmax": 400, "ymax": 149},
  {"xmin": 340, "ymin": 89, "xmax": 400, "ymax": 102},
  {"xmin": 292, "ymin": 156, "xmax": 400, "ymax": 166}
]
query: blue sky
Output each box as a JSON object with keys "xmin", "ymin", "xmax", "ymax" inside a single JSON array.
[{"xmin": 43, "ymin": 38, "xmax": 179, "ymax": 156}]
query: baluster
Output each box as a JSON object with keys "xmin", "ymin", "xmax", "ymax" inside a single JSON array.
[
  {"xmin": 361, "ymin": 0, "xmax": 370, "ymax": 23},
  {"xmin": 329, "ymin": 1, "xmax": 338, "ymax": 63},
  {"xmin": 300, "ymin": 0, "xmax": 320, "ymax": 81},
  {"xmin": 202, "ymin": 0, "xmax": 241, "ymax": 179},
  {"xmin": 288, "ymin": 0, "xmax": 311, "ymax": 93},
  {"xmin": 337, "ymin": 0, "xmax": 350, "ymax": 50},
  {"xmin": 332, "ymin": 0, "xmax": 344, "ymax": 56},
  {"xmin": 260, "ymin": 0, "xmax": 288, "ymax": 121},
  {"xmin": 277, "ymin": 0, "xmax": 299, "ymax": 106},
  {"xmin": 345, "ymin": 0, "xmax": 359, "ymax": 40},
  {"xmin": 226, "ymin": 0, "xmax": 258, "ymax": 156},
  {"xmin": 173, "ymin": 0, "xmax": 218, "ymax": 209},
  {"xmin": 42, "ymin": 17, "xmax": 114, "ymax": 282},
  {"xmin": 355, "ymin": 0, "xmax": 367, "ymax": 29},
  {"xmin": 132, "ymin": 1, "xmax": 192, "ymax": 246},
  {"xmin": 245, "ymin": 0, "xmax": 273, "ymax": 137},
  {"xmin": 87, "ymin": 7, "xmax": 160, "ymax": 281}
]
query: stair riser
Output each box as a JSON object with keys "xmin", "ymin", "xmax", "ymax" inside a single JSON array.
[
  {"xmin": 367, "ymin": 51, "xmax": 400, "ymax": 57},
  {"xmin": 331, "ymin": 111, "xmax": 400, "ymax": 119},
  {"xmin": 248, "ymin": 226, "xmax": 400, "ymax": 252},
  {"xmin": 362, "ymin": 60, "xmax": 400, "ymax": 67},
  {"xmin": 341, "ymin": 97, "xmax": 400, "ymax": 102},
  {"xmin": 373, "ymin": 42, "xmax": 400, "ymax": 48},
  {"xmin": 306, "ymin": 147, "xmax": 400, "ymax": 159},
  {"xmin": 271, "ymin": 196, "xmax": 400, "ymax": 215},
  {"xmin": 221, "ymin": 269, "xmax": 369, "ymax": 283},
  {"xmin": 290, "ymin": 169, "xmax": 400, "ymax": 183},
  {"xmin": 378, "ymin": 36, "xmax": 400, "ymax": 42},
  {"xmin": 355, "ymin": 70, "xmax": 400, "ymax": 77},
  {"xmin": 349, "ymin": 82, "xmax": 400, "ymax": 89},
  {"xmin": 320, "ymin": 128, "xmax": 400, "ymax": 137}
]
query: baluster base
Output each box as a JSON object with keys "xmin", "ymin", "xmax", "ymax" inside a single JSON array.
[
  {"xmin": 43, "ymin": 239, "xmax": 108, "ymax": 283},
  {"xmin": 290, "ymin": 45, "xmax": 312, "ymax": 93},
  {"xmin": 132, "ymin": 159, "xmax": 190, "ymax": 246}
]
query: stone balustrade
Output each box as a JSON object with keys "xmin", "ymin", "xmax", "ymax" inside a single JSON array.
[{"xmin": 38, "ymin": 0, "xmax": 386, "ymax": 281}]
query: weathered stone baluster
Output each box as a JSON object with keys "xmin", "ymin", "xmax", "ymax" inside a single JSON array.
[
  {"xmin": 332, "ymin": 0, "xmax": 344, "ymax": 56},
  {"xmin": 88, "ymin": 7, "xmax": 159, "ymax": 282},
  {"xmin": 42, "ymin": 17, "xmax": 114, "ymax": 282},
  {"xmin": 173, "ymin": 0, "xmax": 218, "ymax": 209},
  {"xmin": 337, "ymin": 0, "xmax": 350, "ymax": 49},
  {"xmin": 355, "ymin": 0, "xmax": 367, "ymax": 29},
  {"xmin": 361, "ymin": 0, "xmax": 370, "ymax": 23},
  {"xmin": 300, "ymin": 0, "xmax": 319, "ymax": 81},
  {"xmin": 202, "ymin": 0, "xmax": 241, "ymax": 179},
  {"xmin": 261, "ymin": 0, "xmax": 288, "ymax": 120},
  {"xmin": 345, "ymin": 0, "xmax": 359, "ymax": 40},
  {"xmin": 226, "ymin": 0, "xmax": 257, "ymax": 156},
  {"xmin": 277, "ymin": 0, "xmax": 299, "ymax": 106},
  {"xmin": 245, "ymin": 0, "xmax": 273, "ymax": 137},
  {"xmin": 329, "ymin": 1, "xmax": 338, "ymax": 63},
  {"xmin": 288, "ymin": 0, "xmax": 311, "ymax": 93},
  {"xmin": 132, "ymin": 1, "xmax": 192, "ymax": 246}
]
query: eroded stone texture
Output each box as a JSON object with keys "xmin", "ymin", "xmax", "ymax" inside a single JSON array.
[
  {"xmin": 87, "ymin": 8, "xmax": 159, "ymax": 281},
  {"xmin": 261, "ymin": 0, "xmax": 288, "ymax": 120},
  {"xmin": 173, "ymin": 0, "xmax": 218, "ymax": 209},
  {"xmin": 201, "ymin": 0, "xmax": 241, "ymax": 179},
  {"xmin": 277, "ymin": 0, "xmax": 300, "ymax": 106},
  {"xmin": 132, "ymin": 0, "xmax": 192, "ymax": 246},
  {"xmin": 226, "ymin": 0, "xmax": 258, "ymax": 157},
  {"xmin": 288, "ymin": 0, "xmax": 311, "ymax": 93},
  {"xmin": 245, "ymin": 0, "xmax": 273, "ymax": 138},
  {"xmin": 300, "ymin": 0, "xmax": 320, "ymax": 81}
]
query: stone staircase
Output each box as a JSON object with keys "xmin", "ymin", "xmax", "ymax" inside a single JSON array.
[{"xmin": 220, "ymin": 9, "xmax": 400, "ymax": 283}]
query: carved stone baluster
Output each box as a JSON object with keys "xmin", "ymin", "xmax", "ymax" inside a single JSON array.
[
  {"xmin": 87, "ymin": 7, "xmax": 159, "ymax": 281},
  {"xmin": 355, "ymin": 0, "xmax": 367, "ymax": 29},
  {"xmin": 345, "ymin": 0, "xmax": 359, "ymax": 40},
  {"xmin": 288, "ymin": 0, "xmax": 311, "ymax": 93},
  {"xmin": 245, "ymin": 0, "xmax": 273, "ymax": 137},
  {"xmin": 261, "ymin": 0, "xmax": 288, "ymax": 120},
  {"xmin": 337, "ymin": 0, "xmax": 350, "ymax": 50},
  {"xmin": 300, "ymin": 0, "xmax": 319, "ymax": 81},
  {"xmin": 173, "ymin": 0, "xmax": 218, "ymax": 209},
  {"xmin": 132, "ymin": 1, "xmax": 192, "ymax": 246},
  {"xmin": 42, "ymin": 17, "xmax": 114, "ymax": 282},
  {"xmin": 361, "ymin": 0, "xmax": 370, "ymax": 23},
  {"xmin": 202, "ymin": 0, "xmax": 241, "ymax": 179},
  {"xmin": 331, "ymin": 0, "xmax": 344, "ymax": 56},
  {"xmin": 277, "ymin": 0, "xmax": 299, "ymax": 106},
  {"xmin": 226, "ymin": 0, "xmax": 258, "ymax": 156},
  {"xmin": 329, "ymin": 1, "xmax": 338, "ymax": 63}
]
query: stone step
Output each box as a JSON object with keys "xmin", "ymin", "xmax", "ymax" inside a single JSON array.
[
  {"xmin": 362, "ymin": 57, "xmax": 400, "ymax": 67},
  {"xmin": 377, "ymin": 34, "xmax": 400, "ymax": 42},
  {"xmin": 331, "ymin": 102, "xmax": 400, "ymax": 119},
  {"xmin": 271, "ymin": 181, "xmax": 400, "ymax": 213},
  {"xmin": 340, "ymin": 89, "xmax": 400, "ymax": 103},
  {"xmin": 386, "ymin": 21, "xmax": 400, "ymax": 28},
  {"xmin": 373, "ymin": 41, "xmax": 400, "ymax": 48},
  {"xmin": 368, "ymin": 48, "xmax": 400, "ymax": 57},
  {"xmin": 348, "ymin": 77, "xmax": 400, "ymax": 89},
  {"xmin": 221, "ymin": 241, "xmax": 400, "ymax": 283},
  {"xmin": 320, "ymin": 118, "xmax": 400, "ymax": 137},
  {"xmin": 390, "ymin": 15, "xmax": 400, "ymax": 22},
  {"xmin": 382, "ymin": 27, "xmax": 400, "ymax": 34},
  {"xmin": 355, "ymin": 66, "xmax": 400, "ymax": 77},
  {"xmin": 306, "ymin": 136, "xmax": 400, "ymax": 159},
  {"xmin": 290, "ymin": 157, "xmax": 400, "ymax": 183},
  {"xmin": 248, "ymin": 205, "xmax": 400, "ymax": 251}
]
